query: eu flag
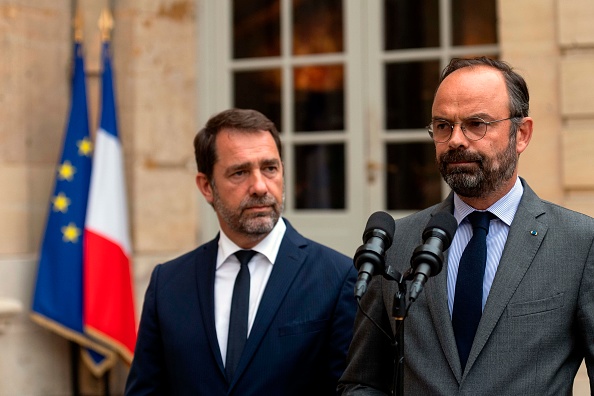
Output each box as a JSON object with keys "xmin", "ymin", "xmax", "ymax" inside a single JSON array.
[{"xmin": 31, "ymin": 41, "xmax": 115, "ymax": 373}]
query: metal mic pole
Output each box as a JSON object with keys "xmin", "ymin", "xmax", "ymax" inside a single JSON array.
[
  {"xmin": 383, "ymin": 263, "xmax": 408, "ymax": 396},
  {"xmin": 392, "ymin": 282, "xmax": 406, "ymax": 396}
]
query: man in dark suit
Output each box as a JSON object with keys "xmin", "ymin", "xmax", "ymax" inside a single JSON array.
[
  {"xmin": 126, "ymin": 108, "xmax": 357, "ymax": 395},
  {"xmin": 339, "ymin": 57, "xmax": 594, "ymax": 395}
]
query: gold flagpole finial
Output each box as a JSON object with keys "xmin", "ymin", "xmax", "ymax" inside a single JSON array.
[
  {"xmin": 73, "ymin": 7, "xmax": 84, "ymax": 43},
  {"xmin": 98, "ymin": 8, "xmax": 114, "ymax": 42}
]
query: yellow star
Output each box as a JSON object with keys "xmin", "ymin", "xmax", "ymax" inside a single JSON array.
[
  {"xmin": 51, "ymin": 192, "xmax": 71, "ymax": 213},
  {"xmin": 61, "ymin": 222, "xmax": 81, "ymax": 243},
  {"xmin": 77, "ymin": 137, "xmax": 93, "ymax": 157},
  {"xmin": 57, "ymin": 160, "xmax": 76, "ymax": 181}
]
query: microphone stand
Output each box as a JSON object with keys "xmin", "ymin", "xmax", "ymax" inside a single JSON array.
[
  {"xmin": 358, "ymin": 213, "xmax": 455, "ymax": 396},
  {"xmin": 393, "ymin": 283, "xmax": 406, "ymax": 396},
  {"xmin": 382, "ymin": 265, "xmax": 414, "ymax": 396}
]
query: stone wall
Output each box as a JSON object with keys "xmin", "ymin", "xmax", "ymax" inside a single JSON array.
[{"xmin": 558, "ymin": 1, "xmax": 594, "ymax": 216}]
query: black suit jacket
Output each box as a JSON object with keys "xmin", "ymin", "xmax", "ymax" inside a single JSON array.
[{"xmin": 126, "ymin": 219, "xmax": 358, "ymax": 395}]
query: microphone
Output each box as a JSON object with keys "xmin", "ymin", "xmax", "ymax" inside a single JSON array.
[
  {"xmin": 353, "ymin": 211, "xmax": 395, "ymax": 299},
  {"xmin": 409, "ymin": 212, "xmax": 458, "ymax": 302}
]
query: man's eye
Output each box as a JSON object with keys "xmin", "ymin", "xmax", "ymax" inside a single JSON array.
[
  {"xmin": 434, "ymin": 122, "xmax": 450, "ymax": 130},
  {"xmin": 465, "ymin": 119, "xmax": 485, "ymax": 129}
]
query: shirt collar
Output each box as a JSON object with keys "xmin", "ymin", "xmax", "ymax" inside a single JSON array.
[
  {"xmin": 453, "ymin": 177, "xmax": 523, "ymax": 226},
  {"xmin": 217, "ymin": 218, "xmax": 287, "ymax": 269}
]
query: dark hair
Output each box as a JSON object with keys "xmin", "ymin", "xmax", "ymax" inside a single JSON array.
[
  {"xmin": 438, "ymin": 57, "xmax": 530, "ymax": 120},
  {"xmin": 194, "ymin": 108, "xmax": 282, "ymax": 180}
]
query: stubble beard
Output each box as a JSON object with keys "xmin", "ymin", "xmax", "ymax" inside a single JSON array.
[
  {"xmin": 438, "ymin": 133, "xmax": 518, "ymax": 198},
  {"xmin": 211, "ymin": 184, "xmax": 284, "ymax": 240}
]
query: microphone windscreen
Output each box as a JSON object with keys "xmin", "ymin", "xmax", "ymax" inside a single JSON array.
[
  {"xmin": 363, "ymin": 211, "xmax": 395, "ymax": 241},
  {"xmin": 424, "ymin": 212, "xmax": 458, "ymax": 245}
]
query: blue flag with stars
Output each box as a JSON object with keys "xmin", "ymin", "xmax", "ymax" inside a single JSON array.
[{"xmin": 31, "ymin": 41, "xmax": 115, "ymax": 372}]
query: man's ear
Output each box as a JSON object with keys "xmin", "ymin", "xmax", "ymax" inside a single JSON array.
[
  {"xmin": 516, "ymin": 117, "xmax": 533, "ymax": 155},
  {"xmin": 196, "ymin": 173, "xmax": 214, "ymax": 204}
]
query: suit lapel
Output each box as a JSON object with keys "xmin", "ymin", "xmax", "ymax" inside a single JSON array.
[
  {"xmin": 464, "ymin": 181, "xmax": 547, "ymax": 374},
  {"xmin": 427, "ymin": 255, "xmax": 465, "ymax": 379},
  {"xmin": 424, "ymin": 198, "xmax": 465, "ymax": 380},
  {"xmin": 195, "ymin": 237, "xmax": 227, "ymax": 376},
  {"xmin": 230, "ymin": 221, "xmax": 307, "ymax": 386}
]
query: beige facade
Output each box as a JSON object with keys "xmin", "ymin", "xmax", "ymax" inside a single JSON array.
[{"xmin": 0, "ymin": 0, "xmax": 591, "ymax": 394}]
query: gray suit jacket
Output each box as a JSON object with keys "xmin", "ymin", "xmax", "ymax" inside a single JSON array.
[{"xmin": 339, "ymin": 178, "xmax": 594, "ymax": 395}]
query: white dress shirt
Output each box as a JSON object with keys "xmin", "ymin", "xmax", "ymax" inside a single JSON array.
[
  {"xmin": 215, "ymin": 218, "xmax": 286, "ymax": 366},
  {"xmin": 447, "ymin": 177, "xmax": 524, "ymax": 317}
]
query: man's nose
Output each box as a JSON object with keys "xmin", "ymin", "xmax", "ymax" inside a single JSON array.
[
  {"xmin": 447, "ymin": 123, "xmax": 469, "ymax": 148},
  {"xmin": 249, "ymin": 171, "xmax": 268, "ymax": 195}
]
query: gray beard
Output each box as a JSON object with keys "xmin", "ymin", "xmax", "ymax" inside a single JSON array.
[
  {"xmin": 211, "ymin": 184, "xmax": 284, "ymax": 241},
  {"xmin": 438, "ymin": 134, "xmax": 517, "ymax": 198}
]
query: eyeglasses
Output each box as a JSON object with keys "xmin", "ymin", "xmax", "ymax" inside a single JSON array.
[{"xmin": 427, "ymin": 116, "xmax": 517, "ymax": 143}]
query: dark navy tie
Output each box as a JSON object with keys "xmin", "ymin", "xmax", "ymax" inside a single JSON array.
[
  {"xmin": 452, "ymin": 211, "xmax": 492, "ymax": 371},
  {"xmin": 226, "ymin": 249, "xmax": 257, "ymax": 381}
]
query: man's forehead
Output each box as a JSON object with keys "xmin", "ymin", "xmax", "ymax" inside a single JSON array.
[
  {"xmin": 215, "ymin": 130, "xmax": 281, "ymax": 166},
  {"xmin": 433, "ymin": 67, "xmax": 508, "ymax": 109},
  {"xmin": 440, "ymin": 65, "xmax": 505, "ymax": 87},
  {"xmin": 218, "ymin": 127, "xmax": 269, "ymax": 137}
]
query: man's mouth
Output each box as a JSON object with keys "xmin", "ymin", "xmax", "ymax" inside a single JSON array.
[
  {"xmin": 243, "ymin": 205, "xmax": 271, "ymax": 214},
  {"xmin": 448, "ymin": 160, "xmax": 477, "ymax": 166}
]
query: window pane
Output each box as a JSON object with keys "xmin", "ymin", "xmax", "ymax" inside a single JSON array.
[
  {"xmin": 385, "ymin": 61, "xmax": 440, "ymax": 130},
  {"xmin": 234, "ymin": 69, "xmax": 282, "ymax": 131},
  {"xmin": 293, "ymin": 0, "xmax": 343, "ymax": 55},
  {"xmin": 386, "ymin": 143, "xmax": 442, "ymax": 210},
  {"xmin": 233, "ymin": 0, "xmax": 281, "ymax": 59},
  {"xmin": 294, "ymin": 144, "xmax": 345, "ymax": 209},
  {"xmin": 294, "ymin": 64, "xmax": 344, "ymax": 132},
  {"xmin": 384, "ymin": 0, "xmax": 439, "ymax": 50},
  {"xmin": 452, "ymin": 0, "xmax": 497, "ymax": 45}
]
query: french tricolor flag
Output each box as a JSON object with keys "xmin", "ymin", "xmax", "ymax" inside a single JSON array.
[{"xmin": 84, "ymin": 41, "xmax": 137, "ymax": 363}]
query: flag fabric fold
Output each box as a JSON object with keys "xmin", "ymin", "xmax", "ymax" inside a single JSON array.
[
  {"xmin": 83, "ymin": 40, "xmax": 137, "ymax": 364},
  {"xmin": 31, "ymin": 42, "xmax": 118, "ymax": 375}
]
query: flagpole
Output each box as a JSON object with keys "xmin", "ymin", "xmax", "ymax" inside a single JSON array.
[
  {"xmin": 70, "ymin": 342, "xmax": 81, "ymax": 396},
  {"xmin": 71, "ymin": 7, "xmax": 84, "ymax": 396},
  {"xmin": 96, "ymin": 9, "xmax": 114, "ymax": 396}
]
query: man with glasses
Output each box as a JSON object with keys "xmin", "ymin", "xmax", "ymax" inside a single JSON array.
[{"xmin": 338, "ymin": 57, "xmax": 594, "ymax": 395}]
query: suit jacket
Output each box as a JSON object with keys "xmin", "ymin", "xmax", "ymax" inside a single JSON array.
[
  {"xmin": 126, "ymin": 219, "xmax": 357, "ymax": 396},
  {"xmin": 339, "ymin": 179, "xmax": 594, "ymax": 395}
]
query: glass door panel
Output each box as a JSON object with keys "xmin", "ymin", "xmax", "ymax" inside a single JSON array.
[
  {"xmin": 384, "ymin": 0, "xmax": 439, "ymax": 50},
  {"xmin": 294, "ymin": 144, "xmax": 345, "ymax": 209},
  {"xmin": 452, "ymin": 0, "xmax": 497, "ymax": 45},
  {"xmin": 293, "ymin": 0, "xmax": 343, "ymax": 55},
  {"xmin": 385, "ymin": 61, "xmax": 440, "ymax": 130},
  {"xmin": 234, "ymin": 69, "xmax": 282, "ymax": 130},
  {"xmin": 233, "ymin": 0, "xmax": 281, "ymax": 59},
  {"xmin": 386, "ymin": 142, "xmax": 442, "ymax": 210},
  {"xmin": 293, "ymin": 64, "xmax": 345, "ymax": 132}
]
